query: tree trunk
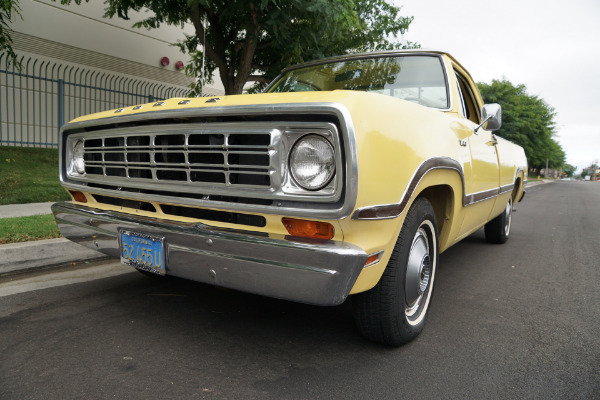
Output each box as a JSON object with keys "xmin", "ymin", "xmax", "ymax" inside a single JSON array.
[
  {"xmin": 221, "ymin": 72, "xmax": 236, "ymax": 95},
  {"xmin": 189, "ymin": 3, "xmax": 260, "ymax": 96}
]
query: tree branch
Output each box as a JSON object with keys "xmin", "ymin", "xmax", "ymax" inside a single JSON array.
[
  {"xmin": 247, "ymin": 75, "xmax": 271, "ymax": 84},
  {"xmin": 190, "ymin": 3, "xmax": 239, "ymax": 92},
  {"xmin": 189, "ymin": 4, "xmax": 227, "ymax": 73},
  {"xmin": 233, "ymin": 2, "xmax": 261, "ymax": 92},
  {"xmin": 256, "ymin": 40, "xmax": 273, "ymax": 51},
  {"xmin": 233, "ymin": 40, "xmax": 245, "ymax": 58}
]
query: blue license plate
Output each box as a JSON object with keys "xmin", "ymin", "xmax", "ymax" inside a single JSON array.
[{"xmin": 119, "ymin": 230, "xmax": 166, "ymax": 275}]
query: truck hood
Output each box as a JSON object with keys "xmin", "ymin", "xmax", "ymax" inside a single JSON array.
[{"xmin": 68, "ymin": 90, "xmax": 421, "ymax": 124}]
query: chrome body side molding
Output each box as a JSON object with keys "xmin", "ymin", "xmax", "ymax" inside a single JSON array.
[
  {"xmin": 353, "ymin": 157, "xmax": 463, "ymax": 220},
  {"xmin": 353, "ymin": 158, "xmax": 520, "ymax": 220}
]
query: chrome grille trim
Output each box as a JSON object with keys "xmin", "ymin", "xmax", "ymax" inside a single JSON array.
[
  {"xmin": 78, "ymin": 126, "xmax": 272, "ymax": 187},
  {"xmin": 66, "ymin": 122, "xmax": 340, "ymax": 200},
  {"xmin": 59, "ymin": 103, "xmax": 359, "ymax": 219}
]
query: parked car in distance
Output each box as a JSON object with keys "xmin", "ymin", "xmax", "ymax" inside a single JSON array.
[{"xmin": 53, "ymin": 50, "xmax": 527, "ymax": 346}]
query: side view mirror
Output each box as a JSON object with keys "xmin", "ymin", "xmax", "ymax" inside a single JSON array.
[{"xmin": 474, "ymin": 103, "xmax": 502, "ymax": 133}]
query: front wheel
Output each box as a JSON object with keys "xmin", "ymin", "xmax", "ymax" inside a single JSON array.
[
  {"xmin": 484, "ymin": 197, "xmax": 513, "ymax": 244},
  {"xmin": 353, "ymin": 197, "xmax": 439, "ymax": 346}
]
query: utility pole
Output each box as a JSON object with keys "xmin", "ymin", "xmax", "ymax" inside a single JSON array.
[{"xmin": 545, "ymin": 158, "xmax": 549, "ymax": 179}]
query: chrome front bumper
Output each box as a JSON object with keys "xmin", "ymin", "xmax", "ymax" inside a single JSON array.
[{"xmin": 52, "ymin": 202, "xmax": 367, "ymax": 306}]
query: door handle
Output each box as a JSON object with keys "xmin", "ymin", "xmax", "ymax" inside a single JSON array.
[{"xmin": 487, "ymin": 134, "xmax": 498, "ymax": 146}]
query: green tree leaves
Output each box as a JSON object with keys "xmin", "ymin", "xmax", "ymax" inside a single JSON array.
[
  {"xmin": 562, "ymin": 163, "xmax": 576, "ymax": 177},
  {"xmin": 2, "ymin": 0, "xmax": 414, "ymax": 94},
  {"xmin": 177, "ymin": 0, "xmax": 415, "ymax": 94},
  {"xmin": 478, "ymin": 79, "xmax": 565, "ymax": 172},
  {"xmin": 1, "ymin": 0, "xmax": 22, "ymax": 66}
]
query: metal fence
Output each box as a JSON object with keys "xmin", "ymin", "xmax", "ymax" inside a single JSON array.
[{"xmin": 0, "ymin": 53, "xmax": 191, "ymax": 148}]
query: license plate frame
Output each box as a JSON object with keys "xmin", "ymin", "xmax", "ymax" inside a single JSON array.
[{"xmin": 119, "ymin": 229, "xmax": 167, "ymax": 276}]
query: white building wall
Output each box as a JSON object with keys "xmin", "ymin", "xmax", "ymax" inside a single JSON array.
[
  {"xmin": 11, "ymin": 0, "xmax": 196, "ymax": 75},
  {"xmin": 1, "ymin": 0, "xmax": 224, "ymax": 148}
]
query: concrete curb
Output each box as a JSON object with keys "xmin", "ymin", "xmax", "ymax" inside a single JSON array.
[
  {"xmin": 0, "ymin": 238, "xmax": 107, "ymax": 276},
  {"xmin": 526, "ymin": 180, "xmax": 554, "ymax": 188}
]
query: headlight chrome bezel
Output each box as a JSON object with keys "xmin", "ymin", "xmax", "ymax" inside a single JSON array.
[{"xmin": 288, "ymin": 134, "xmax": 336, "ymax": 191}]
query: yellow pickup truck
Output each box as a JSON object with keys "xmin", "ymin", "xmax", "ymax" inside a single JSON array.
[{"xmin": 53, "ymin": 50, "xmax": 527, "ymax": 346}]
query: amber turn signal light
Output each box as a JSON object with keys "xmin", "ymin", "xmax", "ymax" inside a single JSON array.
[
  {"xmin": 365, "ymin": 253, "xmax": 379, "ymax": 266},
  {"xmin": 69, "ymin": 190, "xmax": 87, "ymax": 203},
  {"xmin": 282, "ymin": 218, "xmax": 334, "ymax": 240}
]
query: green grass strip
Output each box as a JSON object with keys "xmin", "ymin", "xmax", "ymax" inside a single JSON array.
[
  {"xmin": 0, "ymin": 146, "xmax": 70, "ymax": 205},
  {"xmin": 0, "ymin": 214, "xmax": 62, "ymax": 244}
]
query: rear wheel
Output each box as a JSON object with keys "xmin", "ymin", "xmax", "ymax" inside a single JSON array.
[
  {"xmin": 353, "ymin": 197, "xmax": 439, "ymax": 346},
  {"xmin": 484, "ymin": 197, "xmax": 513, "ymax": 244}
]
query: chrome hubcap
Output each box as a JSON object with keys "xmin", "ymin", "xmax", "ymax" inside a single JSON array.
[
  {"xmin": 504, "ymin": 200, "xmax": 512, "ymax": 236},
  {"xmin": 405, "ymin": 228, "xmax": 431, "ymax": 317}
]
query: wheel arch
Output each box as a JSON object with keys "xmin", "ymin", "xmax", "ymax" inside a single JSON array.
[
  {"xmin": 416, "ymin": 185, "xmax": 454, "ymax": 250},
  {"xmin": 348, "ymin": 162, "xmax": 465, "ymax": 294},
  {"xmin": 410, "ymin": 166, "xmax": 464, "ymax": 252},
  {"xmin": 512, "ymin": 169, "xmax": 526, "ymax": 203}
]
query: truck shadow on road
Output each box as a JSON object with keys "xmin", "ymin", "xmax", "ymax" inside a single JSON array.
[{"xmin": 80, "ymin": 229, "xmax": 497, "ymax": 354}]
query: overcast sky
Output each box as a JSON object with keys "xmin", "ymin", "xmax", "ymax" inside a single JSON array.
[{"xmin": 395, "ymin": 0, "xmax": 600, "ymax": 171}]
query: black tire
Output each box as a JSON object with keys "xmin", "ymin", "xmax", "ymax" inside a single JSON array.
[
  {"xmin": 484, "ymin": 197, "xmax": 512, "ymax": 244},
  {"xmin": 353, "ymin": 197, "xmax": 439, "ymax": 346}
]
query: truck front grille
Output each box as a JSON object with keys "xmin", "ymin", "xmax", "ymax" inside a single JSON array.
[
  {"xmin": 62, "ymin": 114, "xmax": 350, "ymax": 219},
  {"xmin": 82, "ymin": 131, "xmax": 271, "ymax": 187}
]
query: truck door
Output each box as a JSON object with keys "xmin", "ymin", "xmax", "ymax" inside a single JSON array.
[{"xmin": 454, "ymin": 72, "xmax": 500, "ymax": 236}]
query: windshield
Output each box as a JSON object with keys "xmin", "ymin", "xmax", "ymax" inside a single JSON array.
[{"xmin": 267, "ymin": 55, "xmax": 449, "ymax": 109}]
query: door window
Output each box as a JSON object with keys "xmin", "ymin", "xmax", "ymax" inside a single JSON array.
[{"xmin": 455, "ymin": 72, "xmax": 480, "ymax": 124}]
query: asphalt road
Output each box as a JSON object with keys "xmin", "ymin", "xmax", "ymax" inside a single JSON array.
[{"xmin": 1, "ymin": 181, "xmax": 598, "ymax": 399}]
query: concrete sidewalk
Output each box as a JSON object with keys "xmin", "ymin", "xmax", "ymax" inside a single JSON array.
[
  {"xmin": 0, "ymin": 202, "xmax": 106, "ymax": 275},
  {"xmin": 0, "ymin": 201, "xmax": 55, "ymax": 218}
]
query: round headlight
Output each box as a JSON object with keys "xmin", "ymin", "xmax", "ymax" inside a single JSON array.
[
  {"xmin": 289, "ymin": 135, "xmax": 335, "ymax": 190},
  {"xmin": 73, "ymin": 140, "xmax": 85, "ymax": 174}
]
